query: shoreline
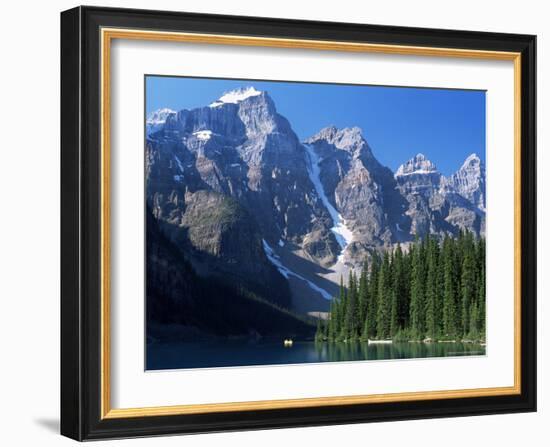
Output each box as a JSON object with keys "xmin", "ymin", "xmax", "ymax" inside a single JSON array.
[{"xmin": 314, "ymin": 338, "xmax": 486, "ymax": 344}]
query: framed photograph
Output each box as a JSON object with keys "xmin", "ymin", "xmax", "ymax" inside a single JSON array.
[{"xmin": 60, "ymin": 6, "xmax": 536, "ymax": 441}]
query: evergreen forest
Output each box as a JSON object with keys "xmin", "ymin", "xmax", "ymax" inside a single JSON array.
[{"xmin": 315, "ymin": 232, "xmax": 486, "ymax": 343}]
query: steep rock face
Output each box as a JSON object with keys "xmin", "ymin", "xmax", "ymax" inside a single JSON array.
[
  {"xmin": 395, "ymin": 153, "xmax": 441, "ymax": 197},
  {"xmin": 152, "ymin": 187, "xmax": 293, "ymax": 309},
  {"xmin": 395, "ymin": 153, "xmax": 443, "ymax": 236},
  {"xmin": 443, "ymin": 153, "xmax": 486, "ymax": 211},
  {"xmin": 146, "ymin": 89, "xmax": 337, "ymax": 309},
  {"xmin": 395, "ymin": 153, "xmax": 485, "ymax": 238},
  {"xmin": 146, "ymin": 108, "xmax": 175, "ymax": 136},
  {"xmin": 304, "ymin": 126, "xmax": 409, "ymax": 264},
  {"xmin": 146, "ymin": 208, "xmax": 314, "ymax": 342},
  {"xmin": 148, "ymin": 89, "xmax": 334, "ymax": 240}
]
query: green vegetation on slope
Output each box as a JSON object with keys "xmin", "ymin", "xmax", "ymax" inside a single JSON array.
[{"xmin": 316, "ymin": 232, "xmax": 486, "ymax": 343}]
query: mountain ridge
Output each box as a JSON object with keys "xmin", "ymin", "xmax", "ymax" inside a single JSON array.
[{"xmin": 146, "ymin": 86, "xmax": 485, "ymax": 315}]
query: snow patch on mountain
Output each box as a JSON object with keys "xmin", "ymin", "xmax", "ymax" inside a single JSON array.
[
  {"xmin": 304, "ymin": 143, "xmax": 353, "ymax": 263},
  {"xmin": 262, "ymin": 240, "xmax": 332, "ymax": 300},
  {"xmin": 396, "ymin": 169, "xmax": 436, "ymax": 176},
  {"xmin": 209, "ymin": 87, "xmax": 262, "ymax": 107},
  {"xmin": 193, "ymin": 130, "xmax": 213, "ymax": 141}
]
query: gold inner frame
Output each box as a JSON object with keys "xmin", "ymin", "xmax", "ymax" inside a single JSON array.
[{"xmin": 100, "ymin": 27, "xmax": 522, "ymax": 419}]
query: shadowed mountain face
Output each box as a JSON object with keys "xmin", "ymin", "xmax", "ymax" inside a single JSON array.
[
  {"xmin": 146, "ymin": 207, "xmax": 314, "ymax": 342},
  {"xmin": 146, "ymin": 86, "xmax": 486, "ymax": 322}
]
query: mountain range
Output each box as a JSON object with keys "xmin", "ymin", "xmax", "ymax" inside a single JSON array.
[{"xmin": 145, "ymin": 86, "xmax": 486, "ymax": 334}]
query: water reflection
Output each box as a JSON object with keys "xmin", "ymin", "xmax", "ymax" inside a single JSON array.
[{"xmin": 147, "ymin": 340, "xmax": 485, "ymax": 370}]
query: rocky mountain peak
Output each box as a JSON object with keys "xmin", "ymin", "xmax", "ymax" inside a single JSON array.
[
  {"xmin": 234, "ymin": 90, "xmax": 281, "ymax": 138},
  {"xmin": 147, "ymin": 107, "xmax": 176, "ymax": 123},
  {"xmin": 149, "ymin": 87, "xmax": 284, "ymax": 146},
  {"xmin": 336, "ymin": 127, "xmax": 365, "ymax": 150},
  {"xmin": 394, "ymin": 153, "xmax": 442, "ymax": 206},
  {"xmin": 305, "ymin": 125, "xmax": 338, "ymax": 142},
  {"xmin": 146, "ymin": 108, "xmax": 176, "ymax": 136},
  {"xmin": 461, "ymin": 153, "xmax": 482, "ymax": 170},
  {"xmin": 445, "ymin": 153, "xmax": 485, "ymax": 210},
  {"xmin": 395, "ymin": 153, "xmax": 438, "ymax": 177},
  {"xmin": 199, "ymin": 87, "xmax": 280, "ymax": 137},
  {"xmin": 306, "ymin": 126, "xmax": 364, "ymax": 149}
]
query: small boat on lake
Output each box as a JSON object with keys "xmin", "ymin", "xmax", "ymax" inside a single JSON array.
[
  {"xmin": 367, "ymin": 339, "xmax": 393, "ymax": 344},
  {"xmin": 283, "ymin": 339, "xmax": 294, "ymax": 347}
]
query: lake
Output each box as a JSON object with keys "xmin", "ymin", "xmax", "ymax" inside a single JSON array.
[{"xmin": 146, "ymin": 340, "xmax": 486, "ymax": 370}]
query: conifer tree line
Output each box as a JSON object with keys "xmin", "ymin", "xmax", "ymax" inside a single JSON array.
[{"xmin": 315, "ymin": 232, "xmax": 486, "ymax": 343}]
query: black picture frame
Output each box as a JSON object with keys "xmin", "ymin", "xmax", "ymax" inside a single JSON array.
[{"xmin": 61, "ymin": 5, "xmax": 536, "ymax": 441}]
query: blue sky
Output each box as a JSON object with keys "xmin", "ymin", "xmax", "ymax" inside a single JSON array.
[{"xmin": 146, "ymin": 76, "xmax": 485, "ymax": 176}]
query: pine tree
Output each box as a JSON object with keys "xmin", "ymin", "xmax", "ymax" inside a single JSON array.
[
  {"xmin": 478, "ymin": 262, "xmax": 486, "ymax": 338},
  {"xmin": 401, "ymin": 245, "xmax": 411, "ymax": 328},
  {"xmin": 366, "ymin": 253, "xmax": 380, "ymax": 338},
  {"xmin": 469, "ymin": 301, "xmax": 480, "ymax": 338},
  {"xmin": 333, "ymin": 275, "xmax": 344, "ymax": 340},
  {"xmin": 376, "ymin": 252, "xmax": 391, "ymax": 339},
  {"xmin": 390, "ymin": 246, "xmax": 402, "ymax": 336},
  {"xmin": 345, "ymin": 271, "xmax": 359, "ymax": 339},
  {"xmin": 328, "ymin": 298, "xmax": 337, "ymax": 340},
  {"xmin": 315, "ymin": 318, "xmax": 324, "ymax": 341},
  {"xmin": 357, "ymin": 260, "xmax": 369, "ymax": 334},
  {"xmin": 390, "ymin": 285, "xmax": 399, "ymax": 337},
  {"xmin": 409, "ymin": 241, "xmax": 426, "ymax": 339},
  {"xmin": 442, "ymin": 236, "xmax": 458, "ymax": 338},
  {"xmin": 476, "ymin": 238, "xmax": 486, "ymax": 338},
  {"xmin": 425, "ymin": 236, "xmax": 441, "ymax": 339},
  {"xmin": 460, "ymin": 234, "xmax": 476, "ymax": 338},
  {"xmin": 392, "ymin": 244, "xmax": 408, "ymax": 329}
]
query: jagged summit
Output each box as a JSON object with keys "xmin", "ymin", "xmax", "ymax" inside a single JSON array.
[
  {"xmin": 304, "ymin": 126, "xmax": 369, "ymax": 159},
  {"xmin": 395, "ymin": 153, "xmax": 438, "ymax": 177},
  {"xmin": 147, "ymin": 108, "xmax": 176, "ymax": 123},
  {"xmin": 146, "ymin": 108, "xmax": 176, "ymax": 136},
  {"xmin": 306, "ymin": 125, "xmax": 363, "ymax": 144},
  {"xmin": 209, "ymin": 86, "xmax": 264, "ymax": 108},
  {"xmin": 461, "ymin": 153, "xmax": 482, "ymax": 168},
  {"xmin": 304, "ymin": 125, "xmax": 337, "ymax": 143},
  {"xmin": 445, "ymin": 153, "xmax": 485, "ymax": 210}
]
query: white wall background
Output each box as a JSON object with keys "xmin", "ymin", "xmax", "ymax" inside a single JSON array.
[{"xmin": 0, "ymin": 0, "xmax": 546, "ymax": 445}]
